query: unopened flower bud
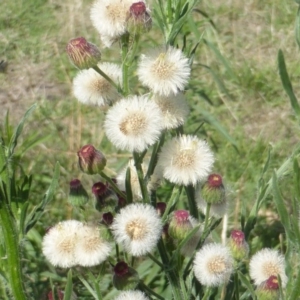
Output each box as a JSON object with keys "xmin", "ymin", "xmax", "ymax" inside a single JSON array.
[
  {"xmin": 127, "ymin": 2, "xmax": 152, "ymax": 34},
  {"xmin": 107, "ymin": 179, "xmax": 127, "ymax": 209},
  {"xmin": 102, "ymin": 212, "xmax": 114, "ymax": 226},
  {"xmin": 255, "ymin": 276, "xmax": 279, "ymax": 300},
  {"xmin": 117, "ymin": 193, "xmax": 127, "ymax": 209},
  {"xmin": 228, "ymin": 230, "xmax": 249, "ymax": 261},
  {"xmin": 201, "ymin": 174, "xmax": 226, "ymax": 204},
  {"xmin": 48, "ymin": 290, "xmax": 77, "ymax": 300},
  {"xmin": 169, "ymin": 210, "xmax": 193, "ymax": 241},
  {"xmin": 92, "ymin": 181, "xmax": 117, "ymax": 211},
  {"xmin": 113, "ymin": 261, "xmax": 139, "ymax": 291},
  {"xmin": 48, "ymin": 290, "xmax": 64, "ymax": 300},
  {"xmin": 68, "ymin": 179, "xmax": 89, "ymax": 206},
  {"xmin": 99, "ymin": 214, "xmax": 113, "ymax": 240},
  {"xmin": 77, "ymin": 145, "xmax": 106, "ymax": 175},
  {"xmin": 156, "ymin": 202, "xmax": 166, "ymax": 216},
  {"xmin": 66, "ymin": 37, "xmax": 101, "ymax": 69}
]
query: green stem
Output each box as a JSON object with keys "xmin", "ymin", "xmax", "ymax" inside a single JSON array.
[
  {"xmin": 0, "ymin": 201, "xmax": 27, "ymax": 300},
  {"xmin": 148, "ymin": 253, "xmax": 164, "ymax": 269},
  {"xmin": 92, "ymin": 65, "xmax": 119, "ymax": 92},
  {"xmin": 234, "ymin": 272, "xmax": 239, "ymax": 300},
  {"xmin": 185, "ymin": 185, "xmax": 199, "ymax": 219},
  {"xmin": 202, "ymin": 287, "xmax": 212, "ymax": 300},
  {"xmin": 204, "ymin": 203, "xmax": 211, "ymax": 232},
  {"xmin": 157, "ymin": 239, "xmax": 182, "ymax": 300},
  {"xmin": 145, "ymin": 132, "xmax": 165, "ymax": 182},
  {"xmin": 133, "ymin": 152, "xmax": 149, "ymax": 203},
  {"xmin": 100, "ymin": 171, "xmax": 126, "ymax": 199},
  {"xmin": 128, "ymin": 34, "xmax": 140, "ymax": 65},
  {"xmin": 121, "ymin": 34, "xmax": 130, "ymax": 96},
  {"xmin": 139, "ymin": 281, "xmax": 165, "ymax": 300},
  {"xmin": 115, "ymin": 244, "xmax": 120, "ymax": 260}
]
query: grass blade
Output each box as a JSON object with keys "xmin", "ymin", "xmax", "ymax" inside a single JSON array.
[{"xmin": 278, "ymin": 50, "xmax": 300, "ymax": 118}]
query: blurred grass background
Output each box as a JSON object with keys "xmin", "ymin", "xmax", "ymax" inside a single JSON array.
[{"xmin": 1, "ymin": 0, "xmax": 300, "ymax": 297}]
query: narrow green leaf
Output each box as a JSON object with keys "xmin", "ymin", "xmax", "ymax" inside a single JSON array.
[
  {"xmin": 4, "ymin": 111, "xmax": 12, "ymax": 143},
  {"xmin": 238, "ymin": 271, "xmax": 256, "ymax": 299},
  {"xmin": 88, "ymin": 271, "xmax": 103, "ymax": 300},
  {"xmin": 8, "ymin": 104, "xmax": 37, "ymax": 154},
  {"xmin": 63, "ymin": 270, "xmax": 73, "ymax": 300},
  {"xmin": 199, "ymin": 63, "xmax": 232, "ymax": 101},
  {"xmin": 197, "ymin": 90, "xmax": 214, "ymax": 105},
  {"xmin": 290, "ymin": 266, "xmax": 300, "ymax": 299},
  {"xmin": 0, "ymin": 142, "xmax": 11, "ymax": 203},
  {"xmin": 162, "ymin": 186, "xmax": 182, "ymax": 223},
  {"xmin": 188, "ymin": 42, "xmax": 200, "ymax": 66},
  {"xmin": 204, "ymin": 39, "xmax": 238, "ymax": 82},
  {"xmin": 199, "ymin": 109, "xmax": 238, "ymax": 149},
  {"xmin": 296, "ymin": 6, "xmax": 300, "ymax": 48},
  {"xmin": 19, "ymin": 202, "xmax": 29, "ymax": 236},
  {"xmin": 278, "ymin": 50, "xmax": 300, "ymax": 118},
  {"xmin": 294, "ymin": 158, "xmax": 300, "ymax": 199},
  {"xmin": 78, "ymin": 275, "xmax": 98, "ymax": 299},
  {"xmin": 272, "ymin": 172, "xmax": 292, "ymax": 239},
  {"xmin": 261, "ymin": 146, "xmax": 271, "ymax": 176},
  {"xmin": 25, "ymin": 162, "xmax": 60, "ymax": 233},
  {"xmin": 18, "ymin": 134, "xmax": 51, "ymax": 156},
  {"xmin": 193, "ymin": 8, "xmax": 217, "ymax": 29}
]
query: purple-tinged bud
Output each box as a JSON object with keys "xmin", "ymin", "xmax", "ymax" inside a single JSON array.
[
  {"xmin": 48, "ymin": 290, "xmax": 64, "ymax": 300},
  {"xmin": 113, "ymin": 261, "xmax": 139, "ymax": 291},
  {"xmin": 169, "ymin": 210, "xmax": 193, "ymax": 241},
  {"xmin": 102, "ymin": 212, "xmax": 114, "ymax": 226},
  {"xmin": 68, "ymin": 179, "xmax": 89, "ymax": 206},
  {"xmin": 48, "ymin": 290, "xmax": 77, "ymax": 300},
  {"xmin": 201, "ymin": 174, "xmax": 226, "ymax": 204},
  {"xmin": 228, "ymin": 230, "xmax": 249, "ymax": 261},
  {"xmin": 77, "ymin": 144, "xmax": 106, "ymax": 175},
  {"xmin": 255, "ymin": 276, "xmax": 279, "ymax": 300},
  {"xmin": 156, "ymin": 202, "xmax": 166, "ymax": 216},
  {"xmin": 66, "ymin": 37, "xmax": 101, "ymax": 69},
  {"xmin": 126, "ymin": 2, "xmax": 152, "ymax": 34},
  {"xmin": 117, "ymin": 193, "xmax": 127, "ymax": 208},
  {"xmin": 92, "ymin": 181, "xmax": 117, "ymax": 211}
]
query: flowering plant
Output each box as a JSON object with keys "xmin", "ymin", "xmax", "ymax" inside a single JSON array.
[
  {"xmin": 1, "ymin": 0, "xmax": 300, "ymax": 300},
  {"xmin": 41, "ymin": 0, "xmax": 299, "ymax": 299}
]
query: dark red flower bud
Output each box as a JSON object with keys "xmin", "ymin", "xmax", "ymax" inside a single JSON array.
[
  {"xmin": 77, "ymin": 144, "xmax": 106, "ymax": 175},
  {"xmin": 113, "ymin": 261, "xmax": 139, "ymax": 290},
  {"xmin": 102, "ymin": 212, "xmax": 114, "ymax": 226},
  {"xmin": 156, "ymin": 202, "xmax": 166, "ymax": 216},
  {"xmin": 66, "ymin": 37, "xmax": 101, "ymax": 69},
  {"xmin": 68, "ymin": 179, "xmax": 89, "ymax": 206},
  {"xmin": 92, "ymin": 181, "xmax": 117, "ymax": 211},
  {"xmin": 201, "ymin": 174, "xmax": 226, "ymax": 204}
]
